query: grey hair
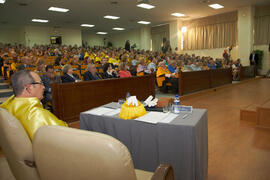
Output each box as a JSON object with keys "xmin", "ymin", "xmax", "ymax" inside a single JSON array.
[
  {"xmin": 119, "ymin": 62, "xmax": 127, "ymax": 71},
  {"xmin": 87, "ymin": 63, "xmax": 95, "ymax": 71},
  {"xmin": 62, "ymin": 64, "xmax": 72, "ymax": 74},
  {"xmin": 11, "ymin": 70, "xmax": 35, "ymax": 96}
]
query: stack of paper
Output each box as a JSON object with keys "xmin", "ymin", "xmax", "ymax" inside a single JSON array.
[
  {"xmin": 84, "ymin": 107, "xmax": 120, "ymax": 116},
  {"xmin": 135, "ymin": 112, "xmax": 178, "ymax": 124}
]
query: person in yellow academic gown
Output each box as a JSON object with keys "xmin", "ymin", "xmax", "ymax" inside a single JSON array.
[
  {"xmin": 0, "ymin": 70, "xmax": 67, "ymax": 140},
  {"xmin": 156, "ymin": 61, "xmax": 178, "ymax": 93}
]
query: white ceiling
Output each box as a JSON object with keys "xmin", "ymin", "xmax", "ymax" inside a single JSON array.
[{"xmin": 0, "ymin": 0, "xmax": 269, "ymax": 34}]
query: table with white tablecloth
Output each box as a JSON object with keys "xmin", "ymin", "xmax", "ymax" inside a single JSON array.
[{"xmin": 80, "ymin": 103, "xmax": 208, "ymax": 180}]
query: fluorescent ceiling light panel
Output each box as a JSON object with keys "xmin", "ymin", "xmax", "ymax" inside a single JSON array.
[
  {"xmin": 208, "ymin": 4, "xmax": 224, "ymax": 9},
  {"xmin": 104, "ymin": 15, "xmax": 120, "ymax": 20},
  {"xmin": 113, "ymin": 27, "xmax": 125, "ymax": 31},
  {"xmin": 81, "ymin": 24, "xmax": 95, "ymax": 27},
  {"xmin": 137, "ymin": 3, "xmax": 155, "ymax": 9},
  {"xmin": 48, "ymin": 7, "xmax": 69, "ymax": 12},
  {"xmin": 97, "ymin": 32, "xmax": 108, "ymax": 35},
  {"xmin": 32, "ymin": 19, "xmax": 49, "ymax": 23},
  {"xmin": 0, "ymin": 0, "xmax": 6, "ymax": 4},
  {"xmin": 138, "ymin": 21, "xmax": 151, "ymax": 24},
  {"xmin": 171, "ymin": 13, "xmax": 185, "ymax": 17}
]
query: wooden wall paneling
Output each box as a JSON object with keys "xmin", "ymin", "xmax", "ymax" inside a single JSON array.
[
  {"xmin": 210, "ymin": 68, "xmax": 232, "ymax": 88},
  {"xmin": 181, "ymin": 70, "xmax": 211, "ymax": 95},
  {"xmin": 178, "ymin": 71, "xmax": 184, "ymax": 96}
]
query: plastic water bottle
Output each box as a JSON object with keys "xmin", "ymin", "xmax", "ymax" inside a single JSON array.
[
  {"xmin": 174, "ymin": 95, "xmax": 180, "ymax": 105},
  {"xmin": 173, "ymin": 95, "xmax": 180, "ymax": 113},
  {"xmin": 126, "ymin": 92, "xmax": 131, "ymax": 99}
]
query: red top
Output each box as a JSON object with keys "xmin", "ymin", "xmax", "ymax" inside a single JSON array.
[{"xmin": 119, "ymin": 70, "xmax": 132, "ymax": 78}]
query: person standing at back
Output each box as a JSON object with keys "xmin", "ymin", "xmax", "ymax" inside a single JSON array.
[{"xmin": 125, "ymin": 40, "xmax": 131, "ymax": 52}]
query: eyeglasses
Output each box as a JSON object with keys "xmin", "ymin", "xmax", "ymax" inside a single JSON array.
[{"xmin": 31, "ymin": 82, "xmax": 44, "ymax": 86}]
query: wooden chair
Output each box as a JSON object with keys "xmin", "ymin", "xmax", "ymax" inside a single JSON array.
[{"xmin": 137, "ymin": 72, "xmax": 144, "ymax": 77}]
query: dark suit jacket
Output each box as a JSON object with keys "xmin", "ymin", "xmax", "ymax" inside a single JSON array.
[
  {"xmin": 102, "ymin": 71, "xmax": 119, "ymax": 79},
  {"xmin": 61, "ymin": 73, "xmax": 79, "ymax": 83},
  {"xmin": 249, "ymin": 53, "xmax": 259, "ymax": 65},
  {"xmin": 83, "ymin": 71, "xmax": 101, "ymax": 81}
]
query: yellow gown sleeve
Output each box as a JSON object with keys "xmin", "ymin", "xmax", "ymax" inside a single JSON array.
[
  {"xmin": 27, "ymin": 107, "xmax": 67, "ymax": 140},
  {"xmin": 156, "ymin": 67, "xmax": 165, "ymax": 77}
]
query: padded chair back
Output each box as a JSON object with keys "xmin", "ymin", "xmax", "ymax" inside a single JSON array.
[
  {"xmin": 0, "ymin": 108, "xmax": 40, "ymax": 180},
  {"xmin": 33, "ymin": 126, "xmax": 137, "ymax": 180}
]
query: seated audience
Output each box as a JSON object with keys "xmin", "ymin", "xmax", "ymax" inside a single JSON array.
[
  {"xmin": 83, "ymin": 64, "xmax": 101, "ymax": 81},
  {"xmin": 147, "ymin": 58, "xmax": 157, "ymax": 72},
  {"xmin": 156, "ymin": 61, "xmax": 178, "ymax": 93},
  {"xmin": 97, "ymin": 57, "xmax": 108, "ymax": 72},
  {"xmin": 102, "ymin": 63, "xmax": 119, "ymax": 79},
  {"xmin": 232, "ymin": 59, "xmax": 241, "ymax": 81},
  {"xmin": 167, "ymin": 60, "xmax": 177, "ymax": 73},
  {"xmin": 208, "ymin": 59, "xmax": 216, "ymax": 69},
  {"xmin": 40, "ymin": 65, "xmax": 60, "ymax": 105},
  {"xmin": 61, "ymin": 64, "xmax": 80, "ymax": 83},
  {"xmin": 70, "ymin": 55, "xmax": 80, "ymax": 66},
  {"xmin": 119, "ymin": 62, "xmax": 132, "ymax": 78},
  {"xmin": 0, "ymin": 70, "xmax": 67, "ymax": 140},
  {"xmin": 137, "ymin": 59, "xmax": 150, "ymax": 75},
  {"xmin": 36, "ymin": 58, "xmax": 46, "ymax": 74}
]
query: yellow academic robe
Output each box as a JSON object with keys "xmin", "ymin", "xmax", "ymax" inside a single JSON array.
[
  {"xmin": 156, "ymin": 67, "xmax": 171, "ymax": 87},
  {"xmin": 0, "ymin": 95, "xmax": 67, "ymax": 140}
]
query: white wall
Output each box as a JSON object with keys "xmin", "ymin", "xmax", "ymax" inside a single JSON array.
[
  {"xmin": 107, "ymin": 27, "xmax": 151, "ymax": 50},
  {"xmin": 254, "ymin": 45, "xmax": 270, "ymax": 74},
  {"xmin": 238, "ymin": 6, "xmax": 255, "ymax": 66},
  {"xmin": 24, "ymin": 26, "xmax": 82, "ymax": 47},
  {"xmin": 107, "ymin": 29, "xmax": 141, "ymax": 49},
  {"xmin": 0, "ymin": 26, "xmax": 25, "ymax": 45},
  {"xmin": 140, "ymin": 27, "xmax": 151, "ymax": 50},
  {"xmin": 81, "ymin": 31, "xmax": 105, "ymax": 47},
  {"xmin": 169, "ymin": 20, "xmax": 180, "ymax": 52}
]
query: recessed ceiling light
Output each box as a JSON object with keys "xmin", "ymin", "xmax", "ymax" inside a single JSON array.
[
  {"xmin": 137, "ymin": 3, "xmax": 155, "ymax": 9},
  {"xmin": 138, "ymin": 21, "xmax": 151, "ymax": 24},
  {"xmin": 171, "ymin": 13, "xmax": 185, "ymax": 17},
  {"xmin": 97, "ymin": 32, "xmax": 108, "ymax": 35},
  {"xmin": 32, "ymin": 19, "xmax": 49, "ymax": 23},
  {"xmin": 81, "ymin": 24, "xmax": 95, "ymax": 27},
  {"xmin": 208, "ymin": 4, "xmax": 224, "ymax": 9},
  {"xmin": 113, "ymin": 27, "xmax": 125, "ymax": 31},
  {"xmin": 0, "ymin": 0, "xmax": 6, "ymax": 4},
  {"xmin": 48, "ymin": 7, "xmax": 69, "ymax": 12},
  {"xmin": 104, "ymin": 15, "xmax": 120, "ymax": 20}
]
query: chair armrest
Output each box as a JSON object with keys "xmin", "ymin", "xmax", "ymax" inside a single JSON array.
[{"xmin": 151, "ymin": 164, "xmax": 174, "ymax": 180}]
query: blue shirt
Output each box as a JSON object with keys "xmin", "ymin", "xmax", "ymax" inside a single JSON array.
[
  {"xmin": 147, "ymin": 62, "xmax": 157, "ymax": 72},
  {"xmin": 168, "ymin": 64, "xmax": 177, "ymax": 73}
]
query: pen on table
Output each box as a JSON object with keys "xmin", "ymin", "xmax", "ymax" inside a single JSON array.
[{"xmin": 182, "ymin": 114, "xmax": 188, "ymax": 119}]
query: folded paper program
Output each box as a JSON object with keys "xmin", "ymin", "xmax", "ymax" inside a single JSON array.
[{"xmin": 144, "ymin": 95, "xmax": 158, "ymax": 107}]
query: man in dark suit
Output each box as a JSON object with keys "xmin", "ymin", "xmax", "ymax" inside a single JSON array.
[
  {"xmin": 83, "ymin": 64, "xmax": 101, "ymax": 81},
  {"xmin": 249, "ymin": 50, "xmax": 259, "ymax": 75},
  {"xmin": 249, "ymin": 51, "xmax": 259, "ymax": 66}
]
